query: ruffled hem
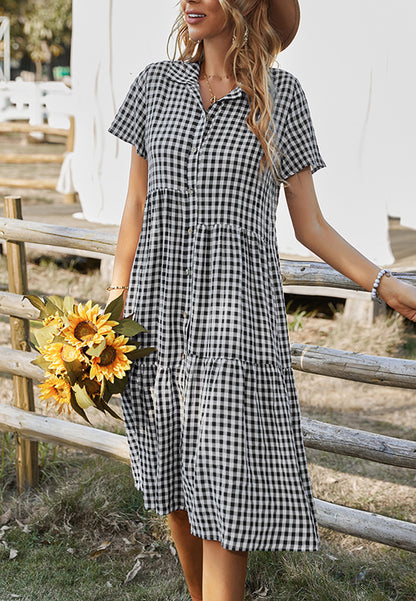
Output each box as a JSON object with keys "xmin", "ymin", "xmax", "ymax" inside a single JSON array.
[{"xmin": 121, "ymin": 353, "xmax": 320, "ymax": 552}]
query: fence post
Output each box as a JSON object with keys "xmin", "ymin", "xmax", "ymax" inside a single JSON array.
[
  {"xmin": 64, "ymin": 115, "xmax": 76, "ymax": 205},
  {"xmin": 4, "ymin": 195, "xmax": 39, "ymax": 491}
]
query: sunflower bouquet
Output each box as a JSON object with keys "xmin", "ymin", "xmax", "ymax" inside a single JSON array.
[{"xmin": 25, "ymin": 293, "xmax": 156, "ymax": 423}]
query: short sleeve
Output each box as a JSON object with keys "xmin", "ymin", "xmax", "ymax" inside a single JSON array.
[
  {"xmin": 279, "ymin": 77, "xmax": 327, "ymax": 182},
  {"xmin": 108, "ymin": 64, "xmax": 150, "ymax": 160}
]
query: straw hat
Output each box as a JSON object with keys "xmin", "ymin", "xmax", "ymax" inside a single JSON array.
[{"xmin": 247, "ymin": 0, "xmax": 300, "ymax": 50}]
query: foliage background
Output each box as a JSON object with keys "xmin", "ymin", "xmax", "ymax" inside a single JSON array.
[{"xmin": 0, "ymin": 0, "xmax": 72, "ymax": 78}]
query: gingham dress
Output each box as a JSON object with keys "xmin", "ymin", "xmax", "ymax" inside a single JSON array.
[{"xmin": 108, "ymin": 59, "xmax": 327, "ymax": 552}]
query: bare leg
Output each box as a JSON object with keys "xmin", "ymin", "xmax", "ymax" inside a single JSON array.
[
  {"xmin": 202, "ymin": 539, "xmax": 248, "ymax": 601},
  {"xmin": 167, "ymin": 509, "xmax": 203, "ymax": 601}
]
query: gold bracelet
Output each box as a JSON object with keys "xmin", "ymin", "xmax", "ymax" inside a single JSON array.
[{"xmin": 106, "ymin": 285, "xmax": 129, "ymax": 292}]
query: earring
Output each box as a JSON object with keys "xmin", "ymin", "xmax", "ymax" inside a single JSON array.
[{"xmin": 232, "ymin": 25, "xmax": 249, "ymax": 48}]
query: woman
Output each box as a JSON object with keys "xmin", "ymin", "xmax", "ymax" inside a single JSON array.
[{"xmin": 108, "ymin": 1, "xmax": 416, "ymax": 600}]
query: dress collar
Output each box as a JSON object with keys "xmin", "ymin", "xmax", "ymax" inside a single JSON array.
[{"xmin": 167, "ymin": 59, "xmax": 244, "ymax": 100}]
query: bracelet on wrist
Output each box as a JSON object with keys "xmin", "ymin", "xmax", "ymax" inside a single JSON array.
[
  {"xmin": 371, "ymin": 268, "xmax": 391, "ymax": 304},
  {"xmin": 106, "ymin": 285, "xmax": 129, "ymax": 292}
]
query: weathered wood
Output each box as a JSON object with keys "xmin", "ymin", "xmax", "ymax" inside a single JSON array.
[
  {"xmin": 65, "ymin": 116, "xmax": 75, "ymax": 153},
  {"xmin": 64, "ymin": 116, "xmax": 77, "ymax": 204},
  {"xmin": 0, "ymin": 178, "xmax": 57, "ymax": 190},
  {"xmin": 0, "ymin": 291, "xmax": 39, "ymax": 319},
  {"xmin": 0, "ymin": 405, "xmax": 129, "ymax": 464},
  {"xmin": 4, "ymin": 196, "xmax": 38, "ymax": 491},
  {"xmin": 283, "ymin": 285, "xmax": 371, "ymax": 300},
  {"xmin": 0, "ymin": 122, "xmax": 69, "ymax": 136},
  {"xmin": 0, "ymin": 218, "xmax": 117, "ymax": 255},
  {"xmin": 291, "ymin": 343, "xmax": 416, "ymax": 388},
  {"xmin": 0, "ymin": 347, "xmax": 43, "ymax": 380},
  {"xmin": 0, "ymin": 153, "xmax": 64, "ymax": 164},
  {"xmin": 280, "ymin": 260, "xmax": 416, "ymax": 289},
  {"xmin": 302, "ymin": 417, "xmax": 416, "ymax": 469},
  {"xmin": 314, "ymin": 498, "xmax": 416, "ymax": 553}
]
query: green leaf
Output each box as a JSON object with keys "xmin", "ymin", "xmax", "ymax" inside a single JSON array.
[
  {"xmin": 106, "ymin": 373, "xmax": 129, "ymax": 396},
  {"xmin": 113, "ymin": 318, "xmax": 147, "ymax": 337},
  {"xmin": 70, "ymin": 391, "xmax": 90, "ymax": 424},
  {"xmin": 45, "ymin": 297, "xmax": 64, "ymax": 317},
  {"xmin": 63, "ymin": 295, "xmax": 75, "ymax": 313},
  {"xmin": 31, "ymin": 356, "xmax": 51, "ymax": 370},
  {"xmin": 24, "ymin": 295, "xmax": 47, "ymax": 317},
  {"xmin": 94, "ymin": 396, "xmax": 122, "ymax": 420},
  {"xmin": 104, "ymin": 293, "xmax": 124, "ymax": 321},
  {"xmin": 47, "ymin": 295, "xmax": 65, "ymax": 311},
  {"xmin": 126, "ymin": 346, "xmax": 157, "ymax": 361},
  {"xmin": 63, "ymin": 359, "xmax": 84, "ymax": 386},
  {"xmin": 34, "ymin": 324, "xmax": 61, "ymax": 348},
  {"xmin": 73, "ymin": 383, "xmax": 95, "ymax": 409},
  {"xmin": 86, "ymin": 339, "xmax": 107, "ymax": 358}
]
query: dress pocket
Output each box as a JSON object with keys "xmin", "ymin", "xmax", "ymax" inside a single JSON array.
[{"xmin": 187, "ymin": 223, "xmax": 281, "ymax": 365}]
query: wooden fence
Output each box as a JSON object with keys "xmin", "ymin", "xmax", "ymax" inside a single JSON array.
[
  {"xmin": 0, "ymin": 120, "xmax": 76, "ymax": 203},
  {"xmin": 0, "ymin": 195, "xmax": 415, "ymax": 553}
]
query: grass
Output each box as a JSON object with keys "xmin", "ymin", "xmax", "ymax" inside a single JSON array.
[{"xmin": 0, "ymin": 450, "xmax": 415, "ymax": 601}]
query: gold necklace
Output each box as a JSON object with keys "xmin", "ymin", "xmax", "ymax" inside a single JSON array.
[{"xmin": 201, "ymin": 69, "xmax": 237, "ymax": 105}]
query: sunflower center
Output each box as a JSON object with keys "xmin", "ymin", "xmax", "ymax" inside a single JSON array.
[
  {"xmin": 100, "ymin": 346, "xmax": 117, "ymax": 366},
  {"xmin": 74, "ymin": 320, "xmax": 97, "ymax": 341}
]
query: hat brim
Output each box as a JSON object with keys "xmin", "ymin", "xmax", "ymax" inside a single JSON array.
[{"xmin": 269, "ymin": 0, "xmax": 300, "ymax": 51}]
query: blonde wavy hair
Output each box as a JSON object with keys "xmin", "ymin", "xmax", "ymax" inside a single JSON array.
[{"xmin": 167, "ymin": 0, "xmax": 287, "ymax": 186}]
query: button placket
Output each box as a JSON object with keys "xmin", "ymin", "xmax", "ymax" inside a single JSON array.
[{"xmin": 181, "ymin": 113, "xmax": 206, "ymax": 361}]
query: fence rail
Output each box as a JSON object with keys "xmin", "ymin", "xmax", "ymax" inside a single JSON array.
[{"xmin": 1, "ymin": 196, "xmax": 415, "ymax": 553}]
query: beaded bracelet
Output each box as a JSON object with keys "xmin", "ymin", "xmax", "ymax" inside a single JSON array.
[
  {"xmin": 106, "ymin": 285, "xmax": 129, "ymax": 292},
  {"xmin": 371, "ymin": 268, "xmax": 391, "ymax": 303}
]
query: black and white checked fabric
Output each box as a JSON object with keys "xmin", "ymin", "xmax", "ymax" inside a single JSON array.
[{"xmin": 108, "ymin": 59, "xmax": 326, "ymax": 552}]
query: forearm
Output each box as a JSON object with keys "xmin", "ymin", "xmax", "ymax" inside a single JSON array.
[
  {"xmin": 108, "ymin": 197, "xmax": 144, "ymax": 305},
  {"xmin": 298, "ymin": 218, "xmax": 408, "ymax": 311}
]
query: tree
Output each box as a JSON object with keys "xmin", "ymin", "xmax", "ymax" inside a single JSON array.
[{"xmin": 0, "ymin": 0, "xmax": 72, "ymax": 79}]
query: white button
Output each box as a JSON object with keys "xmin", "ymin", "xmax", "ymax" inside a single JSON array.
[
  {"xmin": 181, "ymin": 353, "xmax": 185, "ymax": 359},
  {"xmin": 191, "ymin": 146, "xmax": 197, "ymax": 153},
  {"xmin": 188, "ymin": 227, "xmax": 192, "ymax": 234},
  {"xmin": 188, "ymin": 188, "xmax": 194, "ymax": 194},
  {"xmin": 183, "ymin": 311, "xmax": 188, "ymax": 318},
  {"xmin": 185, "ymin": 268, "xmax": 189, "ymax": 275}
]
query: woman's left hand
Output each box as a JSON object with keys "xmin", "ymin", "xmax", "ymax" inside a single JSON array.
[{"xmin": 379, "ymin": 277, "xmax": 416, "ymax": 322}]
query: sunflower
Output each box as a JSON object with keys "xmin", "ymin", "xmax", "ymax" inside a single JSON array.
[
  {"xmin": 61, "ymin": 300, "xmax": 119, "ymax": 348},
  {"xmin": 43, "ymin": 314, "xmax": 64, "ymax": 329},
  {"xmin": 38, "ymin": 374, "xmax": 72, "ymax": 415},
  {"xmin": 41, "ymin": 342, "xmax": 84, "ymax": 375},
  {"xmin": 89, "ymin": 332, "xmax": 136, "ymax": 383}
]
